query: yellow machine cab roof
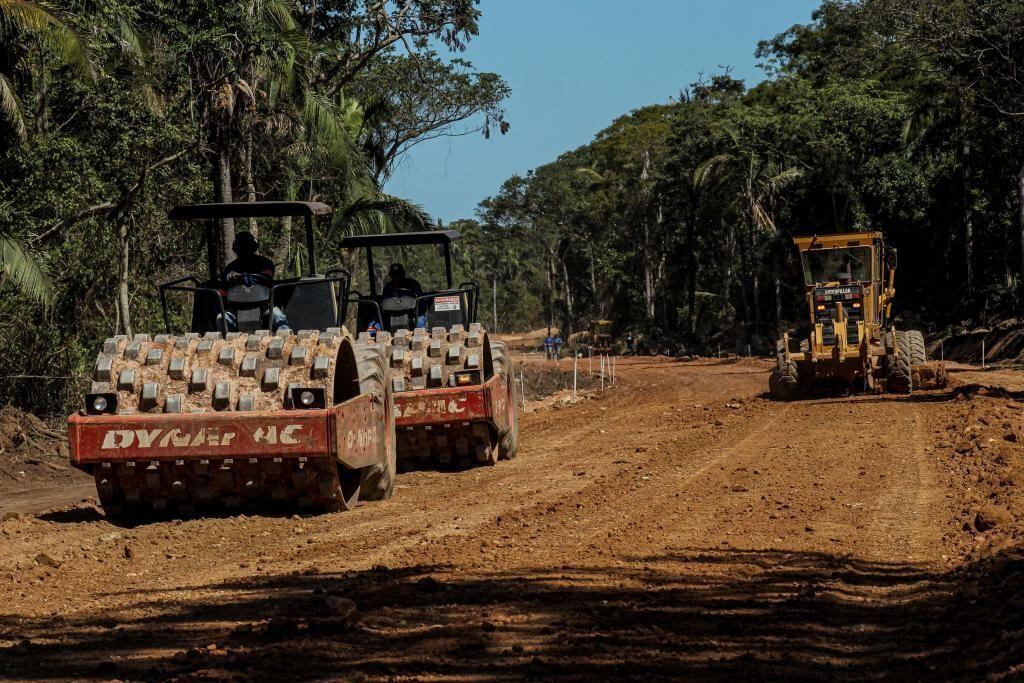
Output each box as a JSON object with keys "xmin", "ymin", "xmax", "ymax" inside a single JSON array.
[{"xmin": 793, "ymin": 232, "xmax": 883, "ymax": 252}]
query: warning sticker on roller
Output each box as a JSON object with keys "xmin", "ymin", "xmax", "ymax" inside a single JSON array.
[{"xmin": 434, "ymin": 295, "xmax": 461, "ymax": 312}]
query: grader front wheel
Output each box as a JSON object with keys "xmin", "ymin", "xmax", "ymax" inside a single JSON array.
[
  {"xmin": 907, "ymin": 330, "xmax": 927, "ymax": 366},
  {"xmin": 769, "ymin": 356, "xmax": 802, "ymax": 401},
  {"xmin": 887, "ymin": 331, "xmax": 914, "ymax": 394}
]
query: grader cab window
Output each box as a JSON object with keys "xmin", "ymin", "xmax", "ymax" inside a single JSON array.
[{"xmin": 801, "ymin": 247, "xmax": 873, "ymax": 285}]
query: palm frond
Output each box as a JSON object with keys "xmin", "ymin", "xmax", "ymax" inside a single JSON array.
[
  {"xmin": 765, "ymin": 167, "xmax": 803, "ymax": 193},
  {"xmin": 750, "ymin": 202, "xmax": 777, "ymax": 234},
  {"xmin": 574, "ymin": 167, "xmax": 604, "ymax": 186},
  {"xmin": 0, "ymin": 72, "xmax": 26, "ymax": 139},
  {"xmin": 1, "ymin": 0, "xmax": 94, "ymax": 81},
  {"xmin": 693, "ymin": 153, "xmax": 735, "ymax": 189},
  {"xmin": 332, "ymin": 194, "xmax": 432, "ymax": 238},
  {"xmin": 0, "ymin": 231, "xmax": 51, "ymax": 305}
]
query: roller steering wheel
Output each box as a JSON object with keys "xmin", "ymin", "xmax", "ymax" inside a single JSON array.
[
  {"xmin": 385, "ymin": 287, "xmax": 419, "ymax": 300},
  {"xmin": 227, "ymin": 272, "xmax": 273, "ymax": 288}
]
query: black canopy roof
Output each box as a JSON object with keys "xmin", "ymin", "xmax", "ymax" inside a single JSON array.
[
  {"xmin": 169, "ymin": 201, "xmax": 332, "ymax": 221},
  {"xmin": 339, "ymin": 230, "xmax": 462, "ymax": 248}
]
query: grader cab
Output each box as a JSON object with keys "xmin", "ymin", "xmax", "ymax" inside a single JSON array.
[{"xmin": 770, "ymin": 232, "xmax": 934, "ymax": 399}]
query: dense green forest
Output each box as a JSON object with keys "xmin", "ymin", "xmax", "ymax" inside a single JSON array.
[
  {"xmin": 3, "ymin": 0, "xmax": 1024, "ymax": 416},
  {"xmin": 0, "ymin": 0, "xmax": 507, "ymax": 414},
  {"xmin": 460, "ymin": 0, "xmax": 1024, "ymax": 354}
]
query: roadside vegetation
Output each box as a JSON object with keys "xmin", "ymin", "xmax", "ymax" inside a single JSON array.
[
  {"xmin": 3, "ymin": 0, "xmax": 1024, "ymax": 417},
  {"xmin": 0, "ymin": 0, "xmax": 508, "ymax": 415},
  {"xmin": 462, "ymin": 0, "xmax": 1024, "ymax": 358}
]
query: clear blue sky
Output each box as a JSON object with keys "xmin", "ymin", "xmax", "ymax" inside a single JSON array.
[{"xmin": 384, "ymin": 0, "xmax": 822, "ymax": 223}]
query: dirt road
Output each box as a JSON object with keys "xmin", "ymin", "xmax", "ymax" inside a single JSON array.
[{"xmin": 2, "ymin": 357, "xmax": 1023, "ymax": 680}]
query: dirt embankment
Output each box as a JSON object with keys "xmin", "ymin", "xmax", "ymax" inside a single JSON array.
[
  {"xmin": 1, "ymin": 357, "xmax": 1024, "ymax": 680},
  {"xmin": 0, "ymin": 408, "xmax": 88, "ymax": 517},
  {"xmin": 932, "ymin": 320, "xmax": 1024, "ymax": 365}
]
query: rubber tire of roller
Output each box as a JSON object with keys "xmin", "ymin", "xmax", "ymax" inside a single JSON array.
[{"xmin": 353, "ymin": 342, "xmax": 397, "ymax": 501}]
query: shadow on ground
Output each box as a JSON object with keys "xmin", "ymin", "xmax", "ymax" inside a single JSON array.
[{"xmin": 2, "ymin": 546, "xmax": 1022, "ymax": 680}]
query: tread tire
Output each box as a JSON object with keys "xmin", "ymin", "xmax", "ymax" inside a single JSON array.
[
  {"xmin": 769, "ymin": 355, "xmax": 801, "ymax": 401},
  {"xmin": 353, "ymin": 342, "xmax": 396, "ymax": 501},
  {"xmin": 907, "ymin": 330, "xmax": 927, "ymax": 366},
  {"xmin": 888, "ymin": 330, "xmax": 914, "ymax": 394},
  {"xmin": 491, "ymin": 342, "xmax": 519, "ymax": 460}
]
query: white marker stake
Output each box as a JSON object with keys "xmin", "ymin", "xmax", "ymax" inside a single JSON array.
[
  {"xmin": 600, "ymin": 355, "xmax": 605, "ymax": 392},
  {"xmin": 573, "ymin": 353, "xmax": 578, "ymax": 403},
  {"xmin": 588, "ymin": 348, "xmax": 592, "ymax": 375},
  {"xmin": 520, "ymin": 369, "xmax": 526, "ymax": 413},
  {"xmin": 982, "ymin": 339, "xmax": 986, "ymax": 369}
]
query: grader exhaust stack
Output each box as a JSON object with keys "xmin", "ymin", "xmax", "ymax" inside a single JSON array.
[{"xmin": 770, "ymin": 232, "xmax": 943, "ymax": 399}]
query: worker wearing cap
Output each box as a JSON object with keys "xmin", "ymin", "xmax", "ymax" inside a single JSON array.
[
  {"xmin": 382, "ymin": 263, "xmax": 423, "ymax": 298},
  {"xmin": 217, "ymin": 231, "xmax": 289, "ymax": 331}
]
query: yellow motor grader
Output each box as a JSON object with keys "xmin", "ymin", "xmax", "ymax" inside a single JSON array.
[{"xmin": 770, "ymin": 232, "xmax": 932, "ymax": 399}]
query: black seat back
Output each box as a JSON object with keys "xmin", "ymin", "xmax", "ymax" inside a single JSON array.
[
  {"xmin": 277, "ymin": 277, "xmax": 338, "ymax": 331},
  {"xmin": 381, "ymin": 295, "xmax": 417, "ymax": 331},
  {"xmin": 423, "ymin": 291, "xmax": 470, "ymax": 329}
]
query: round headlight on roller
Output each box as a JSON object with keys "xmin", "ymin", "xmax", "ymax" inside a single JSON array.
[
  {"xmin": 299, "ymin": 390, "xmax": 315, "ymax": 407},
  {"xmin": 93, "ymin": 396, "xmax": 108, "ymax": 412}
]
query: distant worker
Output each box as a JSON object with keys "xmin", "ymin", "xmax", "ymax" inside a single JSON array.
[
  {"xmin": 626, "ymin": 333, "xmax": 635, "ymax": 355},
  {"xmin": 380, "ymin": 262, "xmax": 426, "ymax": 328},
  {"xmin": 382, "ymin": 263, "xmax": 423, "ymax": 298},
  {"xmin": 544, "ymin": 334, "xmax": 555, "ymax": 360},
  {"xmin": 553, "ymin": 333, "xmax": 563, "ymax": 360},
  {"xmin": 218, "ymin": 231, "xmax": 288, "ymax": 331}
]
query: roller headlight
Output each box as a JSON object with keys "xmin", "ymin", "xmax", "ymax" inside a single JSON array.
[
  {"xmin": 85, "ymin": 392, "xmax": 117, "ymax": 415},
  {"xmin": 289, "ymin": 387, "xmax": 325, "ymax": 410}
]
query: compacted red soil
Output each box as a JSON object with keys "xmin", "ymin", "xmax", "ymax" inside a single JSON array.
[{"xmin": 1, "ymin": 356, "xmax": 1023, "ymax": 680}]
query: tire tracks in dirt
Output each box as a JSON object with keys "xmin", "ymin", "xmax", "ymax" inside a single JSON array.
[{"xmin": 0, "ymin": 356, "xmax": 992, "ymax": 681}]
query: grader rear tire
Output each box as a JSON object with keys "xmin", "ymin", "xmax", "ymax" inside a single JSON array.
[
  {"xmin": 769, "ymin": 356, "xmax": 801, "ymax": 401},
  {"xmin": 907, "ymin": 330, "xmax": 927, "ymax": 366},
  {"xmin": 888, "ymin": 331, "xmax": 913, "ymax": 394},
  {"xmin": 491, "ymin": 342, "xmax": 519, "ymax": 461}
]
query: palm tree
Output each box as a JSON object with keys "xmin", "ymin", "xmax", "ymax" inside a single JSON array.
[
  {"xmin": 190, "ymin": 1, "xmax": 428, "ymax": 260},
  {"xmin": 0, "ymin": 1, "xmax": 93, "ymax": 305},
  {"xmin": 0, "ymin": 202, "xmax": 50, "ymax": 305},
  {"xmin": 695, "ymin": 130, "xmax": 803, "ymax": 344},
  {"xmin": 0, "ymin": 0, "xmax": 91, "ymax": 139}
]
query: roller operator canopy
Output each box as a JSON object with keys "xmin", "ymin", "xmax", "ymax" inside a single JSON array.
[{"xmin": 168, "ymin": 201, "xmax": 332, "ymax": 221}]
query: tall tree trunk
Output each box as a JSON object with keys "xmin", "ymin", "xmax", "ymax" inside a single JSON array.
[
  {"xmin": 686, "ymin": 209, "xmax": 698, "ymax": 342},
  {"xmin": 243, "ymin": 131, "xmax": 257, "ymax": 234},
  {"xmin": 117, "ymin": 216, "xmax": 133, "ymax": 338},
  {"xmin": 774, "ymin": 251, "xmax": 783, "ymax": 338},
  {"xmin": 737, "ymin": 227, "xmax": 752, "ymax": 346},
  {"xmin": 561, "ymin": 257, "xmax": 573, "ymax": 335},
  {"xmin": 1018, "ymin": 161, "xmax": 1024, "ymax": 312},
  {"xmin": 722, "ymin": 218, "xmax": 734, "ymax": 306},
  {"xmin": 34, "ymin": 48, "xmax": 48, "ymax": 134},
  {"xmin": 641, "ymin": 218, "xmax": 655, "ymax": 320},
  {"xmin": 963, "ymin": 140, "xmax": 973, "ymax": 299},
  {"xmin": 214, "ymin": 144, "xmax": 235, "ymax": 263},
  {"xmin": 589, "ymin": 249, "xmax": 599, "ymax": 318},
  {"xmin": 753, "ymin": 271, "xmax": 761, "ymax": 346},
  {"xmin": 546, "ymin": 251, "xmax": 555, "ymax": 334}
]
